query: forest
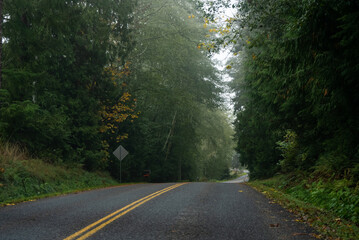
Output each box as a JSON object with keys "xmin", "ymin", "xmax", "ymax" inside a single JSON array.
[
  {"xmin": 206, "ymin": 0, "xmax": 359, "ymax": 181},
  {"xmin": 1, "ymin": 1, "xmax": 358, "ymax": 237},
  {"xmin": 0, "ymin": 0, "xmax": 234, "ymax": 182},
  {"xmin": 0, "ymin": 0, "xmax": 358, "ymax": 184}
]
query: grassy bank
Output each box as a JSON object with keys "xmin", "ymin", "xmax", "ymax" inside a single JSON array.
[
  {"xmin": 248, "ymin": 173, "xmax": 359, "ymax": 240},
  {"xmin": 0, "ymin": 142, "xmax": 123, "ymax": 205}
]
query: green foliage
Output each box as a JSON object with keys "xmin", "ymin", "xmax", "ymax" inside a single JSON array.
[
  {"xmin": 249, "ymin": 176, "xmax": 359, "ymax": 239},
  {"xmin": 114, "ymin": 0, "xmax": 233, "ymax": 182},
  {"xmin": 276, "ymin": 130, "xmax": 308, "ymax": 173},
  {"xmin": 1, "ymin": 0, "xmax": 137, "ymax": 169},
  {"xmin": 266, "ymin": 174, "xmax": 359, "ymax": 225},
  {"xmin": 0, "ymin": 89, "xmax": 10, "ymax": 104},
  {"xmin": 0, "ymin": 141, "xmax": 118, "ymax": 203},
  {"xmin": 224, "ymin": 0, "xmax": 359, "ymax": 179},
  {"xmin": 0, "ymin": 101, "xmax": 70, "ymax": 161},
  {"xmin": 0, "ymin": 0, "xmax": 234, "ymax": 183}
]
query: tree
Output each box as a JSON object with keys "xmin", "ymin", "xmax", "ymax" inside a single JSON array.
[
  {"xmin": 0, "ymin": 0, "xmax": 137, "ymax": 170},
  {"xmin": 216, "ymin": 0, "xmax": 359, "ymax": 179},
  {"xmin": 115, "ymin": 0, "xmax": 232, "ymax": 182}
]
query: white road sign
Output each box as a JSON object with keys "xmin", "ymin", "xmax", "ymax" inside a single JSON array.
[{"xmin": 113, "ymin": 145, "xmax": 129, "ymax": 161}]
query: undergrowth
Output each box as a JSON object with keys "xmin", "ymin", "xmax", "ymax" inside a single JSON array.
[
  {"xmin": 0, "ymin": 142, "xmax": 120, "ymax": 205},
  {"xmin": 248, "ymin": 171, "xmax": 359, "ymax": 240}
]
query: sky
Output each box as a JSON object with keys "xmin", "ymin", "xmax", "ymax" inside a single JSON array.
[{"xmin": 210, "ymin": 2, "xmax": 238, "ymax": 118}]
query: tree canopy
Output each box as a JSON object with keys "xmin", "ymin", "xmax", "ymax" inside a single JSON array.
[
  {"xmin": 208, "ymin": 0, "xmax": 359, "ymax": 179},
  {"xmin": 0, "ymin": 0, "xmax": 235, "ymax": 182}
]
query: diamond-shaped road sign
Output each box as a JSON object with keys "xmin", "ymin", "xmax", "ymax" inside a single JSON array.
[{"xmin": 113, "ymin": 145, "xmax": 129, "ymax": 161}]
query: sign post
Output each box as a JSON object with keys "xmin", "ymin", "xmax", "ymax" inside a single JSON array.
[{"xmin": 113, "ymin": 145, "xmax": 129, "ymax": 183}]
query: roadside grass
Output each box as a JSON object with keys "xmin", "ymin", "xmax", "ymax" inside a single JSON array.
[
  {"xmin": 248, "ymin": 173, "xmax": 359, "ymax": 240},
  {"xmin": 0, "ymin": 142, "xmax": 134, "ymax": 206}
]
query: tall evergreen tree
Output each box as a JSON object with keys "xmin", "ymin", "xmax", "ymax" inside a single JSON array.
[
  {"xmin": 224, "ymin": 0, "xmax": 359, "ymax": 179},
  {"xmin": 0, "ymin": 0, "xmax": 137, "ymax": 169}
]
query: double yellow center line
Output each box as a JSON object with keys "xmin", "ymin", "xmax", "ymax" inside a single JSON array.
[{"xmin": 64, "ymin": 183, "xmax": 187, "ymax": 240}]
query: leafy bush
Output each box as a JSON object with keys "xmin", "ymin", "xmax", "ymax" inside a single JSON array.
[
  {"xmin": 276, "ymin": 130, "xmax": 307, "ymax": 173},
  {"xmin": 0, "ymin": 101, "xmax": 70, "ymax": 162},
  {"xmin": 0, "ymin": 141, "xmax": 118, "ymax": 203},
  {"xmin": 277, "ymin": 174, "xmax": 359, "ymax": 224}
]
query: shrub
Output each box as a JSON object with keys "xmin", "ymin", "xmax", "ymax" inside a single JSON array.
[{"xmin": 277, "ymin": 130, "xmax": 304, "ymax": 172}]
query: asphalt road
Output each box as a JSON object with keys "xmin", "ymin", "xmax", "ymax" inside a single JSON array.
[
  {"xmin": 0, "ymin": 182, "xmax": 316, "ymax": 240},
  {"xmin": 223, "ymin": 174, "xmax": 250, "ymax": 183}
]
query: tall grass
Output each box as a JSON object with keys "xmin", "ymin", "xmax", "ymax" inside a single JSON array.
[
  {"xmin": 0, "ymin": 141, "xmax": 27, "ymax": 162},
  {"xmin": 0, "ymin": 141, "xmax": 119, "ymax": 204}
]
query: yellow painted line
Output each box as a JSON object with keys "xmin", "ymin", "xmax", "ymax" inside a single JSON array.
[
  {"xmin": 64, "ymin": 183, "xmax": 187, "ymax": 240},
  {"xmin": 64, "ymin": 183, "xmax": 184, "ymax": 240}
]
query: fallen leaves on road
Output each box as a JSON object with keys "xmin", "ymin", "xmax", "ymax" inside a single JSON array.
[
  {"xmin": 309, "ymin": 233, "xmax": 322, "ymax": 239},
  {"xmin": 293, "ymin": 233, "xmax": 309, "ymax": 236},
  {"xmin": 269, "ymin": 223, "xmax": 279, "ymax": 228}
]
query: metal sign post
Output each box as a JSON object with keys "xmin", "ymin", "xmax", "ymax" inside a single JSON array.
[{"xmin": 113, "ymin": 145, "xmax": 129, "ymax": 183}]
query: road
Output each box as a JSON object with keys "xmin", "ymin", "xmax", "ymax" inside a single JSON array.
[
  {"xmin": 223, "ymin": 174, "xmax": 250, "ymax": 183},
  {"xmin": 0, "ymin": 182, "xmax": 316, "ymax": 240}
]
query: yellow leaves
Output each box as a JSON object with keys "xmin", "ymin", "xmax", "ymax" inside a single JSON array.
[
  {"xmin": 100, "ymin": 91, "xmax": 139, "ymax": 144},
  {"xmin": 197, "ymin": 42, "xmax": 206, "ymax": 49},
  {"xmin": 324, "ymin": 89, "xmax": 328, "ymax": 96},
  {"xmin": 225, "ymin": 17, "xmax": 236, "ymax": 24},
  {"xmin": 203, "ymin": 23, "xmax": 208, "ymax": 28},
  {"xmin": 188, "ymin": 14, "xmax": 195, "ymax": 19},
  {"xmin": 208, "ymin": 27, "xmax": 229, "ymax": 36},
  {"xmin": 104, "ymin": 61, "xmax": 131, "ymax": 86},
  {"xmin": 116, "ymin": 134, "xmax": 128, "ymax": 143},
  {"xmin": 120, "ymin": 92, "xmax": 131, "ymax": 102},
  {"xmin": 226, "ymin": 65, "xmax": 232, "ymax": 70},
  {"xmin": 209, "ymin": 28, "xmax": 219, "ymax": 33},
  {"xmin": 207, "ymin": 43, "xmax": 215, "ymax": 50},
  {"xmin": 220, "ymin": 28, "xmax": 230, "ymax": 35},
  {"xmin": 252, "ymin": 54, "xmax": 256, "ymax": 60},
  {"xmin": 310, "ymin": 233, "xmax": 322, "ymax": 239}
]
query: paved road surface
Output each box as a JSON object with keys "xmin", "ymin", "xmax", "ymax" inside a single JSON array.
[
  {"xmin": 223, "ymin": 174, "xmax": 249, "ymax": 183},
  {"xmin": 0, "ymin": 182, "xmax": 316, "ymax": 240}
]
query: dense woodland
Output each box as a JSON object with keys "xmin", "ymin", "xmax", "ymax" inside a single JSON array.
[
  {"xmin": 215, "ymin": 0, "xmax": 359, "ymax": 180},
  {"xmin": 0, "ymin": 0, "xmax": 234, "ymax": 182},
  {"xmin": 0, "ymin": 0, "xmax": 358, "ymax": 184}
]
